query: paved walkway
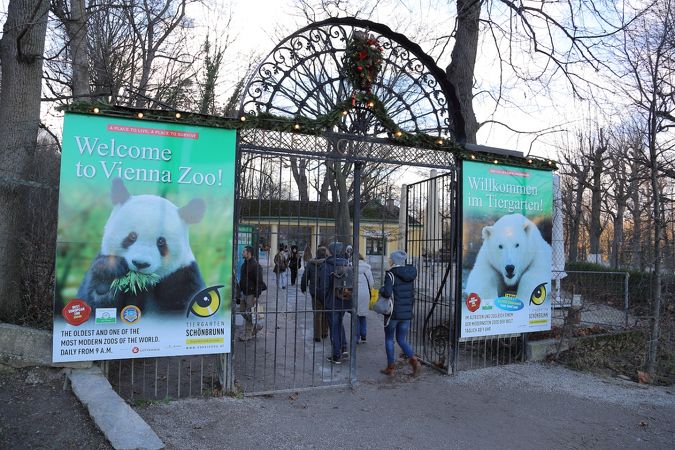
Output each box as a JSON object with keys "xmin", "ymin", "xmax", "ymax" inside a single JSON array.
[{"xmin": 136, "ymin": 362, "xmax": 675, "ymax": 449}]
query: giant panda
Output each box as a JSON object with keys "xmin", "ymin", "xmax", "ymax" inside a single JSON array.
[{"xmin": 77, "ymin": 177, "xmax": 206, "ymax": 313}]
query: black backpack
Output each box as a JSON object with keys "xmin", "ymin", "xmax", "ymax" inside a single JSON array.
[{"xmin": 332, "ymin": 264, "xmax": 354, "ymax": 302}]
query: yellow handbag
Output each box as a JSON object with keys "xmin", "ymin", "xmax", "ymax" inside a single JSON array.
[{"xmin": 368, "ymin": 288, "xmax": 379, "ymax": 310}]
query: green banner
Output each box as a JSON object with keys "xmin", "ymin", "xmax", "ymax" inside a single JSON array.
[
  {"xmin": 53, "ymin": 113, "xmax": 236, "ymax": 362},
  {"xmin": 461, "ymin": 160, "xmax": 553, "ymax": 338}
]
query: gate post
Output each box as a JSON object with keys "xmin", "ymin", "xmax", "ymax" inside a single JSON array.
[
  {"xmin": 350, "ymin": 161, "xmax": 363, "ymax": 386},
  {"xmin": 451, "ymin": 164, "xmax": 463, "ymax": 374}
]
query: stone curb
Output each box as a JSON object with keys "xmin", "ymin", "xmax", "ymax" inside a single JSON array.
[
  {"xmin": 0, "ymin": 322, "xmax": 91, "ymax": 369},
  {"xmin": 526, "ymin": 338, "xmax": 570, "ymax": 361},
  {"xmin": 69, "ymin": 366, "xmax": 164, "ymax": 450}
]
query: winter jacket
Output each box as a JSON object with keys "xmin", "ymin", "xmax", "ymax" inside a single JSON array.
[
  {"xmin": 289, "ymin": 252, "xmax": 301, "ymax": 270},
  {"xmin": 379, "ymin": 264, "xmax": 417, "ymax": 320},
  {"xmin": 300, "ymin": 258, "xmax": 325, "ymax": 299},
  {"xmin": 240, "ymin": 258, "xmax": 266, "ymax": 297},
  {"xmin": 273, "ymin": 252, "xmax": 287, "ymax": 274},
  {"xmin": 357, "ymin": 261, "xmax": 375, "ymax": 314}
]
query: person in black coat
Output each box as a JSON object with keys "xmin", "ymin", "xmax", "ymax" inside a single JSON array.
[
  {"xmin": 379, "ymin": 250, "xmax": 420, "ymax": 376},
  {"xmin": 239, "ymin": 246, "xmax": 266, "ymax": 341},
  {"xmin": 289, "ymin": 245, "xmax": 302, "ymax": 286},
  {"xmin": 300, "ymin": 246, "xmax": 329, "ymax": 342}
]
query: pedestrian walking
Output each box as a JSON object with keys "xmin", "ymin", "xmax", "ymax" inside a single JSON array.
[
  {"xmin": 318, "ymin": 242, "xmax": 350, "ymax": 364},
  {"xmin": 238, "ymin": 246, "xmax": 267, "ymax": 341},
  {"xmin": 356, "ymin": 253, "xmax": 374, "ymax": 343},
  {"xmin": 303, "ymin": 245, "xmax": 312, "ymax": 265},
  {"xmin": 379, "ymin": 250, "xmax": 420, "ymax": 376},
  {"xmin": 289, "ymin": 245, "xmax": 302, "ymax": 286},
  {"xmin": 300, "ymin": 246, "xmax": 329, "ymax": 342},
  {"xmin": 273, "ymin": 245, "xmax": 288, "ymax": 289}
]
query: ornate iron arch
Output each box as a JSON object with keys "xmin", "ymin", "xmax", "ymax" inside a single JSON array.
[{"xmin": 240, "ymin": 17, "xmax": 466, "ymax": 143}]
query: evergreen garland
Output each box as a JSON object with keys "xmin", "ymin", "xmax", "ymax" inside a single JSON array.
[{"xmin": 59, "ymin": 102, "xmax": 557, "ymax": 171}]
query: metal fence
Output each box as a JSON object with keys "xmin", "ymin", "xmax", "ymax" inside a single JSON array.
[
  {"xmin": 101, "ymin": 355, "xmax": 223, "ymax": 401},
  {"xmin": 551, "ymin": 270, "xmax": 633, "ymax": 330}
]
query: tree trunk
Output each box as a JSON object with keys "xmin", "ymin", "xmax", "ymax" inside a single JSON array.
[
  {"xmin": 645, "ymin": 108, "xmax": 663, "ymax": 378},
  {"xmin": 445, "ymin": 0, "xmax": 480, "ymax": 143},
  {"xmin": 588, "ymin": 139, "xmax": 605, "ymax": 260},
  {"xmin": 630, "ymin": 179, "xmax": 642, "ymax": 270},
  {"xmin": 290, "ymin": 157, "xmax": 309, "ymax": 202},
  {"xmin": 568, "ymin": 183, "xmax": 585, "ymax": 262},
  {"xmin": 0, "ymin": 0, "xmax": 50, "ymax": 320},
  {"xmin": 333, "ymin": 160, "xmax": 351, "ymax": 245},
  {"xmin": 319, "ymin": 168, "xmax": 331, "ymax": 203},
  {"xmin": 611, "ymin": 203, "xmax": 625, "ymax": 268},
  {"xmin": 68, "ymin": 0, "xmax": 89, "ymax": 99}
]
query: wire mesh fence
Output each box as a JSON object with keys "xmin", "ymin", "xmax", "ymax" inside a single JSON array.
[{"xmin": 552, "ymin": 270, "xmax": 633, "ymax": 330}]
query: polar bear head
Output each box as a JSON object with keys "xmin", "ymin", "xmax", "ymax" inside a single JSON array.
[{"xmin": 482, "ymin": 213, "xmax": 543, "ymax": 287}]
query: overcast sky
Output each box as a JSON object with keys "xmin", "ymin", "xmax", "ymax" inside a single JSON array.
[{"xmin": 0, "ymin": 0, "xmax": 624, "ymax": 160}]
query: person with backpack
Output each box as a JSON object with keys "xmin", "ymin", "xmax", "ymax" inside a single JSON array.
[
  {"xmin": 319, "ymin": 241, "xmax": 351, "ymax": 364},
  {"xmin": 273, "ymin": 244, "xmax": 288, "ymax": 289},
  {"xmin": 300, "ymin": 246, "xmax": 329, "ymax": 342},
  {"xmin": 288, "ymin": 245, "xmax": 302, "ymax": 286},
  {"xmin": 239, "ymin": 246, "xmax": 267, "ymax": 341},
  {"xmin": 379, "ymin": 250, "xmax": 420, "ymax": 376}
]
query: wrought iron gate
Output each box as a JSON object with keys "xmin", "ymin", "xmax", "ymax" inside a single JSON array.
[
  {"xmin": 233, "ymin": 15, "xmax": 465, "ymax": 394},
  {"xmin": 405, "ymin": 171, "xmax": 456, "ymax": 373},
  {"xmin": 405, "ymin": 170, "xmax": 526, "ymax": 375}
]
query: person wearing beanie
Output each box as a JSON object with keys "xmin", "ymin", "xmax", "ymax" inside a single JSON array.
[
  {"xmin": 378, "ymin": 250, "xmax": 420, "ymax": 377},
  {"xmin": 327, "ymin": 241, "xmax": 344, "ymax": 258},
  {"xmin": 389, "ymin": 250, "xmax": 407, "ymax": 266}
]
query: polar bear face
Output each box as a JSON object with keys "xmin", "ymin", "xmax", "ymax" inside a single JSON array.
[
  {"xmin": 100, "ymin": 178, "xmax": 205, "ymax": 278},
  {"xmin": 482, "ymin": 214, "xmax": 540, "ymax": 288}
]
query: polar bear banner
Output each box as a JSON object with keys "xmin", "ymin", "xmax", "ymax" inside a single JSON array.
[{"xmin": 465, "ymin": 213, "xmax": 551, "ymax": 304}]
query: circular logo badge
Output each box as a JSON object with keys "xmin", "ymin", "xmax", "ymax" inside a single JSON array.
[
  {"xmin": 132, "ymin": 347, "xmax": 140, "ymax": 354},
  {"xmin": 61, "ymin": 299, "xmax": 92, "ymax": 326},
  {"xmin": 466, "ymin": 293, "xmax": 481, "ymax": 313},
  {"xmin": 120, "ymin": 305, "xmax": 141, "ymax": 325}
]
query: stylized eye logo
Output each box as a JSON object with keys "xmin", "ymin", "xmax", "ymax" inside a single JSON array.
[
  {"xmin": 187, "ymin": 285, "xmax": 224, "ymax": 318},
  {"xmin": 529, "ymin": 283, "xmax": 547, "ymax": 305}
]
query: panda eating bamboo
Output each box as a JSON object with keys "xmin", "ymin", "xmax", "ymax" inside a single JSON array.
[{"xmin": 77, "ymin": 178, "xmax": 206, "ymax": 314}]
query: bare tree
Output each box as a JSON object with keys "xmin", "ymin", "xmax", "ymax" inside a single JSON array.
[
  {"xmin": 616, "ymin": 0, "xmax": 675, "ymax": 378},
  {"xmin": 559, "ymin": 133, "xmax": 591, "ymax": 262},
  {"xmin": 51, "ymin": 0, "xmax": 89, "ymax": 99},
  {"xmin": 587, "ymin": 128, "xmax": 610, "ymax": 262},
  {"xmin": 0, "ymin": 0, "xmax": 50, "ymax": 319}
]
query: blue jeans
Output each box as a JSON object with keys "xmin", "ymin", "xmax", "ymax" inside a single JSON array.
[
  {"xmin": 276, "ymin": 270, "xmax": 287, "ymax": 288},
  {"xmin": 384, "ymin": 319, "xmax": 413, "ymax": 365},
  {"xmin": 356, "ymin": 315, "xmax": 367, "ymax": 339},
  {"xmin": 326, "ymin": 298, "xmax": 348, "ymax": 359}
]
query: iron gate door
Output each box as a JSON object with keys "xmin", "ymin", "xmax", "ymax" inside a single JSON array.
[{"xmin": 405, "ymin": 171, "xmax": 456, "ymax": 374}]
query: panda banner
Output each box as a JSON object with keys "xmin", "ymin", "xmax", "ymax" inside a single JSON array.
[
  {"xmin": 460, "ymin": 160, "xmax": 553, "ymax": 338},
  {"xmin": 53, "ymin": 112, "xmax": 235, "ymax": 362}
]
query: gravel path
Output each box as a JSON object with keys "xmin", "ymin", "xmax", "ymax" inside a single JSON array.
[{"xmin": 136, "ymin": 362, "xmax": 675, "ymax": 449}]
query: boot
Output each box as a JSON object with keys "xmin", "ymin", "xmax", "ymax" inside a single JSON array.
[
  {"xmin": 380, "ymin": 364, "xmax": 395, "ymax": 375},
  {"xmin": 409, "ymin": 356, "xmax": 421, "ymax": 377}
]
